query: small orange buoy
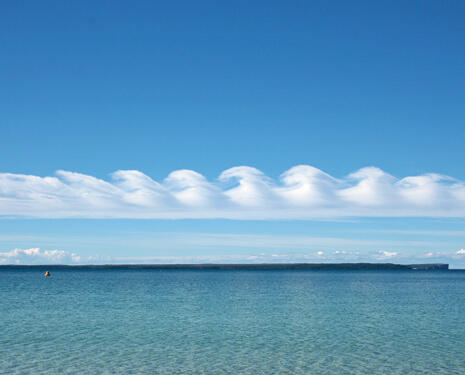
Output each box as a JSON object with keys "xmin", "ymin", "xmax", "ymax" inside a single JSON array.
[{"xmin": 44, "ymin": 271, "xmax": 51, "ymax": 277}]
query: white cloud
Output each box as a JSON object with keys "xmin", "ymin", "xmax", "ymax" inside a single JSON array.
[
  {"xmin": 0, "ymin": 248, "xmax": 80, "ymax": 265},
  {"xmin": 1, "ymin": 246, "xmax": 464, "ymax": 266},
  {"xmin": 1, "ymin": 165, "xmax": 465, "ymax": 219},
  {"xmin": 219, "ymin": 166, "xmax": 276, "ymax": 207},
  {"xmin": 339, "ymin": 167, "xmax": 397, "ymax": 206},
  {"xmin": 374, "ymin": 250, "xmax": 399, "ymax": 259}
]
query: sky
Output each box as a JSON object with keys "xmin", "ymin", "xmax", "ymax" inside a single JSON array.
[{"xmin": 1, "ymin": 0, "xmax": 465, "ymax": 267}]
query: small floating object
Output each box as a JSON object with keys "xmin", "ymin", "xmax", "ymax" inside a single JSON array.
[{"xmin": 44, "ymin": 271, "xmax": 51, "ymax": 277}]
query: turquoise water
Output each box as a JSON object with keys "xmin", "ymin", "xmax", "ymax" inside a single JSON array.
[{"xmin": 1, "ymin": 269, "xmax": 464, "ymax": 374}]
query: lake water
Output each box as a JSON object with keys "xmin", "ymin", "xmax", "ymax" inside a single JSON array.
[{"xmin": 1, "ymin": 268, "xmax": 464, "ymax": 374}]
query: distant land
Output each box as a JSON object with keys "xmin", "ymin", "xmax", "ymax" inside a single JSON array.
[{"xmin": 0, "ymin": 263, "xmax": 450, "ymax": 270}]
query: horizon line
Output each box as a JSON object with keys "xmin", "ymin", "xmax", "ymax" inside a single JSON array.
[{"xmin": 0, "ymin": 262, "xmax": 453, "ymax": 270}]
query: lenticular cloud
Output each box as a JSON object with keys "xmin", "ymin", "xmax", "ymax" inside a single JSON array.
[{"xmin": 0, "ymin": 165, "xmax": 464, "ymax": 219}]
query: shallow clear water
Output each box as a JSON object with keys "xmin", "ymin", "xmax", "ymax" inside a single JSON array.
[{"xmin": 1, "ymin": 269, "xmax": 464, "ymax": 374}]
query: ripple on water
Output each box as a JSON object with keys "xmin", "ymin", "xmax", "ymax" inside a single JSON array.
[{"xmin": 1, "ymin": 270, "xmax": 464, "ymax": 374}]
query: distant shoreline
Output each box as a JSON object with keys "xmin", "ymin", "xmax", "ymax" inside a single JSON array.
[{"xmin": 0, "ymin": 263, "xmax": 450, "ymax": 270}]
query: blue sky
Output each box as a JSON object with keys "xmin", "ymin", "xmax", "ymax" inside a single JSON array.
[{"xmin": 1, "ymin": 1, "xmax": 464, "ymax": 266}]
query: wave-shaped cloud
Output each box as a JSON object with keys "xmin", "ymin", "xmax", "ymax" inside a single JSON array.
[{"xmin": 1, "ymin": 165, "xmax": 464, "ymax": 219}]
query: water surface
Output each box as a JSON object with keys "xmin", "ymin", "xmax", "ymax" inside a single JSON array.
[{"xmin": 1, "ymin": 269, "xmax": 464, "ymax": 374}]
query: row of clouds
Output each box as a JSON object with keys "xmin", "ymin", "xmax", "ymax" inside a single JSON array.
[
  {"xmin": 1, "ymin": 248, "xmax": 465, "ymax": 265},
  {"xmin": 1, "ymin": 165, "xmax": 465, "ymax": 219}
]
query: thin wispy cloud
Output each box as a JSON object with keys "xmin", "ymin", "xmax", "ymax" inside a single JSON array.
[{"xmin": 1, "ymin": 165, "xmax": 465, "ymax": 219}]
